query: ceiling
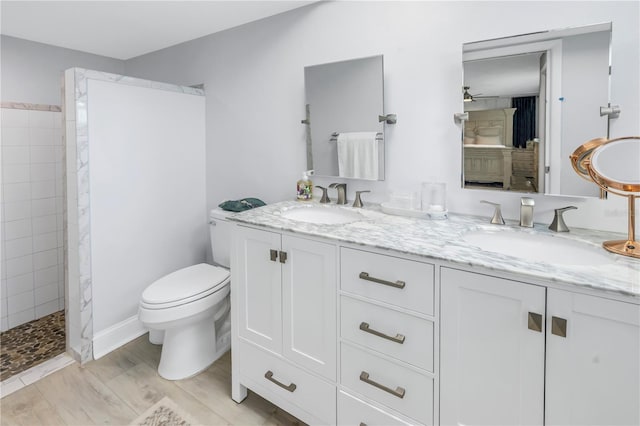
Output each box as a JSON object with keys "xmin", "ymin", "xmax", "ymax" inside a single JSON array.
[
  {"xmin": 464, "ymin": 52, "xmax": 543, "ymax": 99},
  {"xmin": 1, "ymin": 1, "xmax": 316, "ymax": 60}
]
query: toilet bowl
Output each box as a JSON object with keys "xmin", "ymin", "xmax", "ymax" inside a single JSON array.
[{"xmin": 138, "ymin": 208, "xmax": 233, "ymax": 380}]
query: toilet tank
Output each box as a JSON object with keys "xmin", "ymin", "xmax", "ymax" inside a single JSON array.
[{"xmin": 209, "ymin": 208, "xmax": 233, "ymax": 268}]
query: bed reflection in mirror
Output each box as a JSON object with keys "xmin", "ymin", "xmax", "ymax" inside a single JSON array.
[{"xmin": 462, "ymin": 23, "xmax": 611, "ymax": 197}]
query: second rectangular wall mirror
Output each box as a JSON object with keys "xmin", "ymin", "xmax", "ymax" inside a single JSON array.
[
  {"xmin": 304, "ymin": 55, "xmax": 386, "ymax": 181},
  {"xmin": 462, "ymin": 22, "xmax": 612, "ymax": 198}
]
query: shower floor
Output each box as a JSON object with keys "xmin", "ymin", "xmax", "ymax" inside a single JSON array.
[{"xmin": 0, "ymin": 310, "xmax": 66, "ymax": 382}]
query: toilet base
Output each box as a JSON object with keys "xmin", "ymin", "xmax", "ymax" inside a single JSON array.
[{"xmin": 157, "ymin": 314, "xmax": 229, "ymax": 380}]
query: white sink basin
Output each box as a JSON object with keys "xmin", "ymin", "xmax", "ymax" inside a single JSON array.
[
  {"xmin": 278, "ymin": 205, "xmax": 365, "ymax": 225},
  {"xmin": 463, "ymin": 229, "xmax": 612, "ymax": 266}
]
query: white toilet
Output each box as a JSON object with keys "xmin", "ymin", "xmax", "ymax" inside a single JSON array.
[{"xmin": 138, "ymin": 208, "xmax": 233, "ymax": 380}]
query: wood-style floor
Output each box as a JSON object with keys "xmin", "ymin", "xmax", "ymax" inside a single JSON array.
[{"xmin": 0, "ymin": 334, "xmax": 303, "ymax": 425}]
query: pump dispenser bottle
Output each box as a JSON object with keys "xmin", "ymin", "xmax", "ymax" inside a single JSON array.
[{"xmin": 297, "ymin": 170, "xmax": 314, "ymax": 201}]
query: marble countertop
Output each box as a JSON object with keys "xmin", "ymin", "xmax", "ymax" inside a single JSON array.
[{"xmin": 229, "ymin": 200, "xmax": 640, "ymax": 299}]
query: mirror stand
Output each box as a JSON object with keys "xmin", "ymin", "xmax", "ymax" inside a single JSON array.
[{"xmin": 571, "ymin": 136, "xmax": 640, "ymax": 259}]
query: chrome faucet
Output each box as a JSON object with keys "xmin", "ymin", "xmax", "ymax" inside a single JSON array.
[
  {"xmin": 520, "ymin": 197, "xmax": 535, "ymax": 227},
  {"xmin": 353, "ymin": 190, "xmax": 370, "ymax": 208},
  {"xmin": 480, "ymin": 200, "xmax": 505, "ymax": 225},
  {"xmin": 549, "ymin": 206, "xmax": 577, "ymax": 232},
  {"xmin": 315, "ymin": 186, "xmax": 330, "ymax": 204},
  {"xmin": 329, "ymin": 183, "xmax": 348, "ymax": 205}
]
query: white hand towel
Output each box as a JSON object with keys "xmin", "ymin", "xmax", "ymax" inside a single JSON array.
[{"xmin": 337, "ymin": 132, "xmax": 379, "ymax": 180}]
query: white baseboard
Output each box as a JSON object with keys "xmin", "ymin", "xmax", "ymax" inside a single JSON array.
[{"xmin": 92, "ymin": 315, "xmax": 148, "ymax": 360}]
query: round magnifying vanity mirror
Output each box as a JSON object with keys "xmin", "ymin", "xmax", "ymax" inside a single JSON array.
[{"xmin": 571, "ymin": 136, "xmax": 640, "ymax": 258}]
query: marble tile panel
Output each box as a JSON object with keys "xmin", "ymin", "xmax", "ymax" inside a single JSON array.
[
  {"xmin": 35, "ymin": 299, "xmax": 60, "ymax": 319},
  {"xmin": 8, "ymin": 308, "xmax": 34, "ymax": 328},
  {"xmin": 4, "ymin": 237, "xmax": 33, "ymax": 260},
  {"xmin": 3, "ymin": 183, "xmax": 31, "ymax": 202},
  {"xmin": 2, "ymin": 200, "xmax": 31, "ymax": 222},
  {"xmin": 31, "ymin": 197, "xmax": 57, "ymax": 217},
  {"xmin": 33, "ymin": 249, "xmax": 58, "ymax": 271},
  {"xmin": 1, "ymin": 127, "xmax": 29, "ymax": 146},
  {"xmin": 31, "ymin": 180, "xmax": 56, "ymax": 200},
  {"xmin": 30, "ymin": 162, "xmax": 56, "ymax": 181},
  {"xmin": 29, "ymin": 145, "xmax": 56, "ymax": 163},
  {"xmin": 7, "ymin": 291, "xmax": 34, "ymax": 315},
  {"xmin": 6, "ymin": 273, "xmax": 33, "ymax": 297},
  {"xmin": 27, "ymin": 109, "xmax": 55, "ymax": 128},
  {"xmin": 32, "ymin": 214, "xmax": 57, "ymax": 234},
  {"xmin": 29, "ymin": 127, "xmax": 56, "ymax": 146},
  {"xmin": 5, "ymin": 254, "xmax": 33, "ymax": 279},
  {"xmin": 2, "ymin": 146, "xmax": 30, "ymax": 164},
  {"xmin": 0, "ymin": 108, "xmax": 28, "ymax": 127},
  {"xmin": 2, "ymin": 164, "xmax": 30, "ymax": 184}
]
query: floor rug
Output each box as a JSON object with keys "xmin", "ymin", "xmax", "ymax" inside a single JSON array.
[{"xmin": 131, "ymin": 397, "xmax": 198, "ymax": 426}]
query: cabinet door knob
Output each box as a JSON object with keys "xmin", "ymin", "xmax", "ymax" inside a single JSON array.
[
  {"xmin": 359, "ymin": 272, "xmax": 406, "ymax": 289},
  {"xmin": 279, "ymin": 251, "xmax": 287, "ymax": 264},
  {"xmin": 264, "ymin": 370, "xmax": 296, "ymax": 392},
  {"xmin": 528, "ymin": 312, "xmax": 543, "ymax": 332},
  {"xmin": 359, "ymin": 371, "xmax": 405, "ymax": 399},
  {"xmin": 269, "ymin": 249, "xmax": 278, "ymax": 262},
  {"xmin": 359, "ymin": 322, "xmax": 405, "ymax": 344},
  {"xmin": 551, "ymin": 316, "xmax": 567, "ymax": 338}
]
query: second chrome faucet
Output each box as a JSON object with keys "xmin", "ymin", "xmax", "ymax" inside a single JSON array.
[{"xmin": 329, "ymin": 183, "xmax": 348, "ymax": 205}]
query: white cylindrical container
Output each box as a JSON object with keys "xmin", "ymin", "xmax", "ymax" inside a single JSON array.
[
  {"xmin": 421, "ymin": 182, "xmax": 448, "ymax": 219},
  {"xmin": 209, "ymin": 208, "xmax": 233, "ymax": 268}
]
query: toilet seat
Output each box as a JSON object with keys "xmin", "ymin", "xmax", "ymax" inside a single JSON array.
[{"xmin": 141, "ymin": 263, "xmax": 230, "ymax": 310}]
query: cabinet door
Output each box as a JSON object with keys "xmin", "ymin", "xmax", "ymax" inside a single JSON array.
[
  {"xmin": 546, "ymin": 289, "xmax": 640, "ymax": 426},
  {"xmin": 234, "ymin": 226, "xmax": 282, "ymax": 354},
  {"xmin": 440, "ymin": 268, "xmax": 546, "ymax": 426},
  {"xmin": 282, "ymin": 235, "xmax": 337, "ymax": 380}
]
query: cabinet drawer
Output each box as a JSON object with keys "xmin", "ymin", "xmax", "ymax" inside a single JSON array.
[
  {"xmin": 341, "ymin": 248, "xmax": 434, "ymax": 316},
  {"xmin": 341, "ymin": 296, "xmax": 433, "ymax": 372},
  {"xmin": 341, "ymin": 343, "xmax": 433, "ymax": 425},
  {"xmin": 338, "ymin": 390, "xmax": 416, "ymax": 426},
  {"xmin": 238, "ymin": 339, "xmax": 336, "ymax": 424}
]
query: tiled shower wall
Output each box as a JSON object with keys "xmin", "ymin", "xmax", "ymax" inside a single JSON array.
[{"xmin": 1, "ymin": 104, "xmax": 65, "ymax": 331}]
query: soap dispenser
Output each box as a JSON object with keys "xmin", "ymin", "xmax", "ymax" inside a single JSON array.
[{"xmin": 297, "ymin": 170, "xmax": 314, "ymax": 201}]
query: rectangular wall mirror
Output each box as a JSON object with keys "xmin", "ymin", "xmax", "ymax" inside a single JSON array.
[
  {"xmin": 462, "ymin": 22, "xmax": 612, "ymax": 198},
  {"xmin": 304, "ymin": 55, "xmax": 385, "ymax": 181}
]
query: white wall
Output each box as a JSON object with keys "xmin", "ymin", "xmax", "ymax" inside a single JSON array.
[
  {"xmin": 0, "ymin": 35, "xmax": 124, "ymax": 105},
  {"xmin": 64, "ymin": 69, "xmax": 207, "ymax": 360},
  {"xmin": 1, "ymin": 107, "xmax": 65, "ymax": 331},
  {"xmin": 125, "ymin": 1, "xmax": 639, "ymax": 233},
  {"xmin": 87, "ymin": 79, "xmax": 207, "ymax": 335}
]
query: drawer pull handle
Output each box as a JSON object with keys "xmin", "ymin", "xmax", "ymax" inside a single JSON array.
[
  {"xmin": 269, "ymin": 249, "xmax": 278, "ymax": 262},
  {"xmin": 359, "ymin": 272, "xmax": 406, "ymax": 289},
  {"xmin": 264, "ymin": 370, "xmax": 297, "ymax": 392},
  {"xmin": 359, "ymin": 371, "xmax": 405, "ymax": 399},
  {"xmin": 359, "ymin": 322, "xmax": 405, "ymax": 344}
]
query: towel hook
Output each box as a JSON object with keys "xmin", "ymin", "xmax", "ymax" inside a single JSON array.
[{"xmin": 378, "ymin": 114, "xmax": 397, "ymax": 124}]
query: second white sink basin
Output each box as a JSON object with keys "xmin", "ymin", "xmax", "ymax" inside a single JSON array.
[
  {"xmin": 463, "ymin": 229, "xmax": 612, "ymax": 266},
  {"xmin": 278, "ymin": 205, "xmax": 365, "ymax": 225}
]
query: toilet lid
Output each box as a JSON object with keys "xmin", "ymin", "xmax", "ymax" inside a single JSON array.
[{"xmin": 142, "ymin": 263, "xmax": 230, "ymax": 306}]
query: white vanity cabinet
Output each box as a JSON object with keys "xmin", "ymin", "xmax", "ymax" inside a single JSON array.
[
  {"xmin": 440, "ymin": 267, "xmax": 640, "ymax": 426},
  {"xmin": 232, "ymin": 225, "xmax": 337, "ymax": 424},
  {"xmin": 230, "ymin": 209, "xmax": 639, "ymax": 426}
]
